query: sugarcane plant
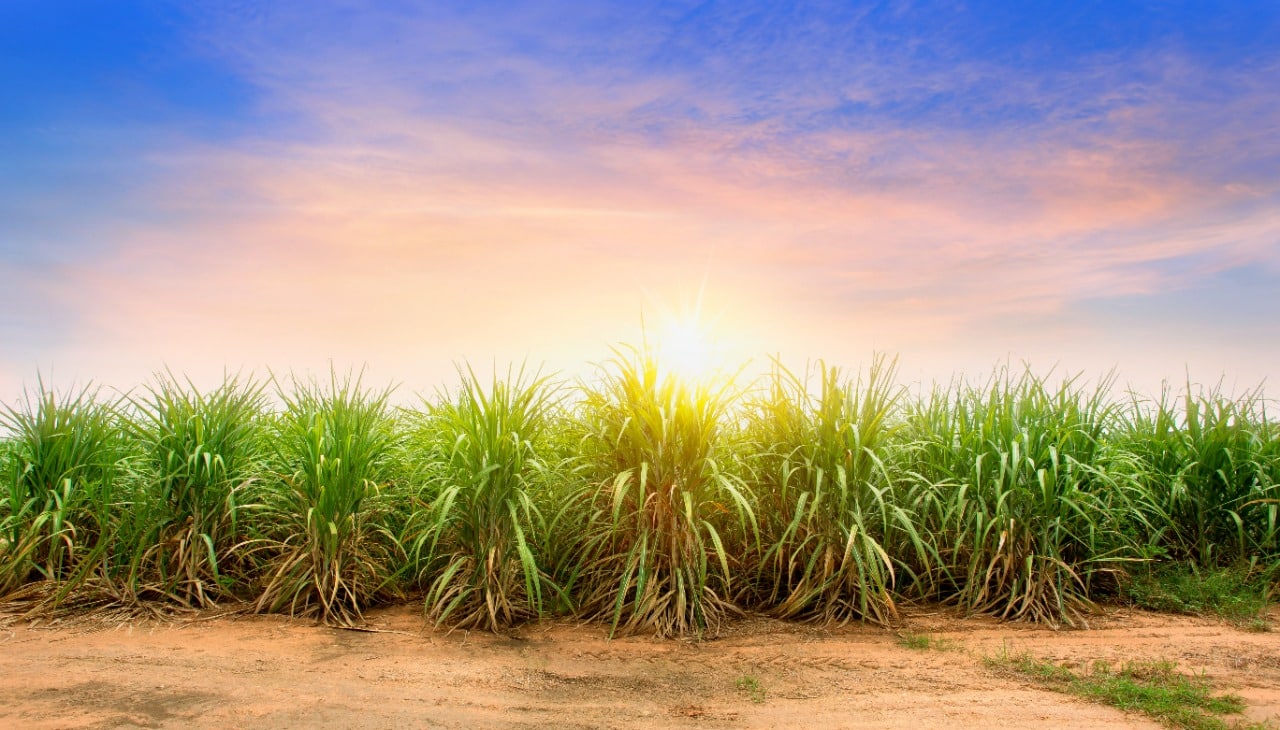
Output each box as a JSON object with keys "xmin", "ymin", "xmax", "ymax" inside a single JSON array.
[
  {"xmin": 574, "ymin": 344, "xmax": 755, "ymax": 637},
  {"xmin": 405, "ymin": 365, "xmax": 561, "ymax": 630},
  {"xmin": 745, "ymin": 355, "xmax": 923, "ymax": 625},
  {"xmin": 0, "ymin": 381, "xmax": 125, "ymax": 604},
  {"xmin": 902, "ymin": 369, "xmax": 1139, "ymax": 626},
  {"xmin": 128, "ymin": 372, "xmax": 267, "ymax": 607},
  {"xmin": 252, "ymin": 371, "xmax": 402, "ymax": 626}
]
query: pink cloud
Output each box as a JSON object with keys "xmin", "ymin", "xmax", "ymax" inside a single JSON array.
[{"xmin": 6, "ymin": 8, "xmax": 1278, "ymax": 398}]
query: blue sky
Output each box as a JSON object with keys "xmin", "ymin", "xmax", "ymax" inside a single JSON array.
[{"xmin": 2, "ymin": 1, "xmax": 1279, "ymax": 397}]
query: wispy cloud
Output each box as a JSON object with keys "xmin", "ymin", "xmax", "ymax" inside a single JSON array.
[{"xmin": 3, "ymin": 1, "xmax": 1278, "ymax": 395}]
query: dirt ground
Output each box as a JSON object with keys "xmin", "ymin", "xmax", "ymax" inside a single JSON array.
[{"xmin": 2, "ymin": 604, "xmax": 1277, "ymax": 729}]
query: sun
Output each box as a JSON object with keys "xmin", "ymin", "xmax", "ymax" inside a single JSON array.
[{"xmin": 654, "ymin": 317, "xmax": 718, "ymax": 382}]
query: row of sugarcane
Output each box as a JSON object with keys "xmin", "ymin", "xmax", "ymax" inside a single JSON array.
[{"xmin": 1, "ymin": 348, "xmax": 1277, "ymax": 635}]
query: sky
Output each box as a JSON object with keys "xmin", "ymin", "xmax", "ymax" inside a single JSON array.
[{"xmin": 2, "ymin": 0, "xmax": 1279, "ymax": 401}]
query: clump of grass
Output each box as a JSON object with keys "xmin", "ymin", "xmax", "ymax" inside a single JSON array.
[
  {"xmin": 896, "ymin": 631, "xmax": 956, "ymax": 651},
  {"xmin": 251, "ymin": 371, "xmax": 401, "ymax": 626},
  {"xmin": 0, "ymin": 381, "xmax": 125, "ymax": 603},
  {"xmin": 903, "ymin": 368, "xmax": 1138, "ymax": 626},
  {"xmin": 575, "ymin": 345, "xmax": 755, "ymax": 638},
  {"xmin": 743, "ymin": 356, "xmax": 920, "ymax": 626},
  {"xmin": 987, "ymin": 651, "xmax": 1256, "ymax": 730},
  {"xmin": 1125, "ymin": 564, "xmax": 1272, "ymax": 630},
  {"xmin": 735, "ymin": 674, "xmax": 766, "ymax": 704},
  {"xmin": 405, "ymin": 366, "xmax": 560, "ymax": 631},
  {"xmin": 128, "ymin": 372, "xmax": 267, "ymax": 608}
]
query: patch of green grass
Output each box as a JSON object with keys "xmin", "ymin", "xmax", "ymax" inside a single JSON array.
[
  {"xmin": 896, "ymin": 631, "xmax": 956, "ymax": 651},
  {"xmin": 1125, "ymin": 565, "xmax": 1272, "ymax": 630},
  {"xmin": 734, "ymin": 674, "xmax": 766, "ymax": 704},
  {"xmin": 987, "ymin": 651, "xmax": 1262, "ymax": 730}
]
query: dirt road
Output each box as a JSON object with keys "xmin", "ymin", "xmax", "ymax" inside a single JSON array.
[{"xmin": 2, "ymin": 606, "xmax": 1276, "ymax": 728}]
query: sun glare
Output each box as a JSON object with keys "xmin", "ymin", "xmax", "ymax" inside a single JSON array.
[{"xmin": 654, "ymin": 318, "xmax": 718, "ymax": 382}]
